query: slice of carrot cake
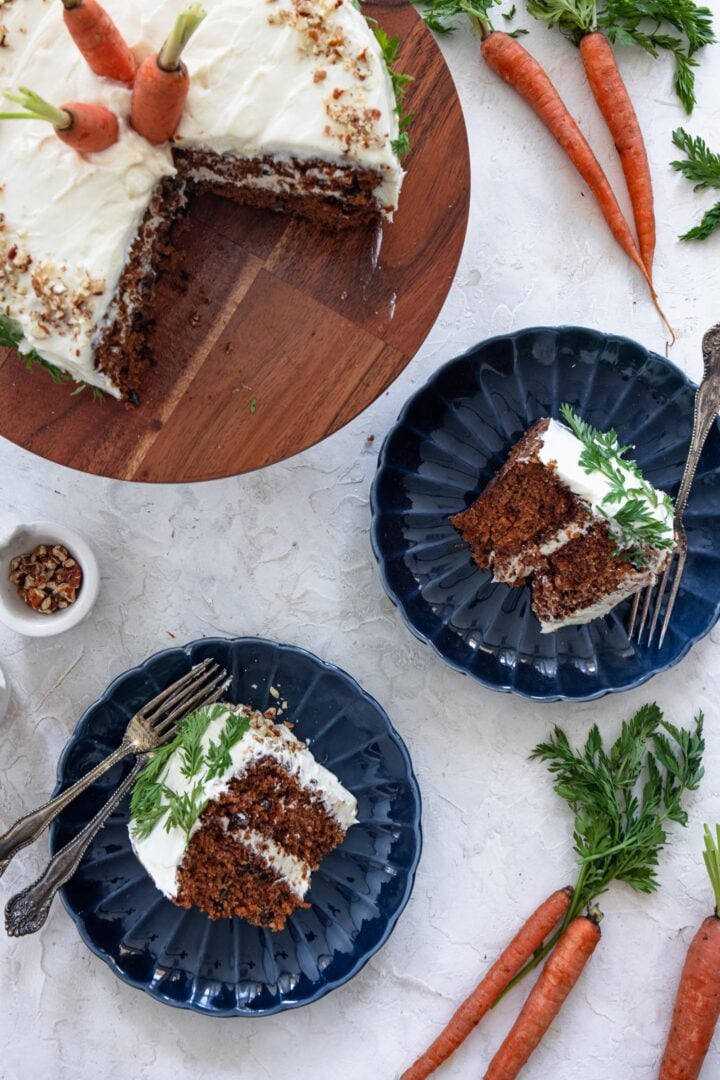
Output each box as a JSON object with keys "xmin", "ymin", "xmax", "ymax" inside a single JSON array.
[
  {"xmin": 451, "ymin": 405, "xmax": 676, "ymax": 632},
  {"xmin": 129, "ymin": 702, "xmax": 357, "ymax": 929}
]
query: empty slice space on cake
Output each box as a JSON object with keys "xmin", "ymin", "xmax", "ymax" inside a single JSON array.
[
  {"xmin": 129, "ymin": 702, "xmax": 357, "ymax": 930},
  {"xmin": 451, "ymin": 406, "xmax": 676, "ymax": 633}
]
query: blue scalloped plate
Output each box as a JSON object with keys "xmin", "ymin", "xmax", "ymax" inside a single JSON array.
[
  {"xmin": 370, "ymin": 326, "xmax": 720, "ymax": 702},
  {"xmin": 49, "ymin": 637, "xmax": 422, "ymax": 1016}
]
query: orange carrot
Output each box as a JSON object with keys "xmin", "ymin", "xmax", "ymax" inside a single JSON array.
[
  {"xmin": 62, "ymin": 0, "xmax": 136, "ymax": 86},
  {"xmin": 130, "ymin": 5, "xmax": 206, "ymax": 146},
  {"xmin": 484, "ymin": 914, "xmax": 601, "ymax": 1080},
  {"xmin": 580, "ymin": 32, "xmax": 655, "ymax": 277},
  {"xmin": 659, "ymin": 825, "xmax": 720, "ymax": 1080},
  {"xmin": 0, "ymin": 88, "xmax": 118, "ymax": 153},
  {"xmin": 401, "ymin": 887, "xmax": 573, "ymax": 1080},
  {"xmin": 480, "ymin": 31, "xmax": 674, "ymax": 341}
]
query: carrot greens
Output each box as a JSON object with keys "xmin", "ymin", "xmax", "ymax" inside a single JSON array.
[
  {"xmin": 703, "ymin": 824, "xmax": 720, "ymax": 915},
  {"xmin": 671, "ymin": 127, "xmax": 720, "ymax": 239},
  {"xmin": 501, "ymin": 705, "xmax": 704, "ymax": 996}
]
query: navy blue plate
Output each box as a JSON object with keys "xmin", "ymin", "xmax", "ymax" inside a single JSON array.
[
  {"xmin": 370, "ymin": 326, "xmax": 720, "ymax": 702},
  {"xmin": 50, "ymin": 637, "xmax": 421, "ymax": 1015}
]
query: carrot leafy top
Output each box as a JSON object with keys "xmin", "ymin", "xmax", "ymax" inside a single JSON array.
[
  {"xmin": 524, "ymin": 0, "xmax": 714, "ymax": 113},
  {"xmin": 497, "ymin": 704, "xmax": 705, "ymax": 1001},
  {"xmin": 704, "ymin": 825, "xmax": 720, "ymax": 915}
]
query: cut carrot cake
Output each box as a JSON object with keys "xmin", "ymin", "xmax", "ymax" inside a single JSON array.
[
  {"xmin": 129, "ymin": 702, "xmax": 357, "ymax": 929},
  {"xmin": 0, "ymin": 0, "xmax": 408, "ymax": 399},
  {"xmin": 451, "ymin": 405, "xmax": 676, "ymax": 632}
]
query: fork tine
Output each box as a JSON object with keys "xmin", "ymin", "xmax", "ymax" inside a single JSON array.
[
  {"xmin": 151, "ymin": 672, "xmax": 231, "ymax": 738},
  {"xmin": 627, "ymin": 590, "xmax": 641, "ymax": 640},
  {"xmin": 658, "ymin": 547, "xmax": 687, "ymax": 649},
  {"xmin": 138, "ymin": 659, "xmax": 213, "ymax": 718},
  {"xmin": 646, "ymin": 555, "xmax": 675, "ymax": 648},
  {"xmin": 635, "ymin": 583, "xmax": 654, "ymax": 643},
  {"xmin": 153, "ymin": 683, "xmax": 230, "ymax": 746},
  {"xmin": 143, "ymin": 662, "xmax": 220, "ymax": 724}
]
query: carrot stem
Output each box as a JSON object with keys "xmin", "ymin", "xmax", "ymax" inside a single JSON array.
[
  {"xmin": 158, "ymin": 4, "xmax": 206, "ymax": 72},
  {"xmin": 703, "ymin": 824, "xmax": 720, "ymax": 915},
  {"xmin": 4, "ymin": 88, "xmax": 69, "ymax": 129}
]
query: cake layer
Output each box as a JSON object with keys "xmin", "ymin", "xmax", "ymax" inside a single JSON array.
[
  {"xmin": 176, "ymin": 825, "xmax": 308, "ymax": 928},
  {"xmin": 209, "ymin": 758, "xmax": 346, "ymax": 865},
  {"xmin": 451, "ymin": 420, "xmax": 588, "ymax": 585}
]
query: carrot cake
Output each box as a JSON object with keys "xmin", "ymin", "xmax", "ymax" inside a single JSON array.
[
  {"xmin": 451, "ymin": 406, "xmax": 676, "ymax": 632},
  {"xmin": 129, "ymin": 702, "xmax": 357, "ymax": 929},
  {"xmin": 0, "ymin": 0, "xmax": 408, "ymax": 399}
]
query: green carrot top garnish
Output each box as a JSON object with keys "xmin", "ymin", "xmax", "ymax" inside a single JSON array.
[
  {"xmin": 703, "ymin": 825, "xmax": 720, "ymax": 916},
  {"xmin": 158, "ymin": 4, "xmax": 207, "ymax": 71},
  {"xmin": 559, "ymin": 403, "xmax": 675, "ymax": 561},
  {"xmin": 0, "ymin": 87, "xmax": 71, "ymax": 128},
  {"xmin": 671, "ymin": 127, "xmax": 720, "ymax": 241},
  {"xmin": 129, "ymin": 702, "xmax": 250, "ymax": 841},
  {"xmin": 422, "ymin": 0, "xmax": 530, "ymax": 37},
  {"xmin": 499, "ymin": 706, "xmax": 704, "ymax": 999},
  {"xmin": 598, "ymin": 0, "xmax": 714, "ymax": 114},
  {"xmin": 532, "ymin": 706, "xmax": 704, "ymax": 907},
  {"xmin": 372, "ymin": 26, "xmax": 414, "ymax": 157}
]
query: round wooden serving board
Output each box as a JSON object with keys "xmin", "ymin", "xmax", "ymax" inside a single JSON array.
[{"xmin": 0, "ymin": 1, "xmax": 469, "ymax": 483}]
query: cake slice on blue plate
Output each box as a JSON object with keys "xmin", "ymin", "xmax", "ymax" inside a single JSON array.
[{"xmin": 451, "ymin": 405, "xmax": 676, "ymax": 633}]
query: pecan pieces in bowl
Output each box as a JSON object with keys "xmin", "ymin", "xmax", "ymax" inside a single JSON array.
[{"xmin": 9, "ymin": 544, "xmax": 83, "ymax": 614}]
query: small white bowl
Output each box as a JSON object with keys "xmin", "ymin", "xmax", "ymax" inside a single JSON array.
[{"xmin": 0, "ymin": 521, "xmax": 99, "ymax": 637}]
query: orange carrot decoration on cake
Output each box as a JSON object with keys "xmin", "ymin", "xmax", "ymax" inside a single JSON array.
[
  {"xmin": 0, "ymin": 87, "xmax": 118, "ymax": 153},
  {"xmin": 130, "ymin": 5, "xmax": 206, "ymax": 146},
  {"xmin": 61, "ymin": 0, "xmax": 137, "ymax": 86}
]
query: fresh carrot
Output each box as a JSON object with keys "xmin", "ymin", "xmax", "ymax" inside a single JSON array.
[
  {"xmin": 130, "ymin": 5, "xmax": 206, "ymax": 146},
  {"xmin": 401, "ymin": 887, "xmax": 573, "ymax": 1080},
  {"xmin": 484, "ymin": 914, "xmax": 601, "ymax": 1080},
  {"xmin": 526, "ymin": 0, "xmax": 657, "ymax": 279},
  {"xmin": 659, "ymin": 824, "xmax": 720, "ymax": 1080},
  {"xmin": 62, "ymin": 0, "xmax": 137, "ymax": 86},
  {"xmin": 481, "ymin": 30, "xmax": 674, "ymax": 341},
  {"xmin": 577, "ymin": 33, "xmax": 656, "ymax": 276},
  {"xmin": 0, "ymin": 87, "xmax": 118, "ymax": 153}
]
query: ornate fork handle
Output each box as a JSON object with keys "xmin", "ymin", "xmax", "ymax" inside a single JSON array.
[
  {"xmin": 4, "ymin": 755, "xmax": 146, "ymax": 937},
  {"xmin": 0, "ymin": 737, "xmax": 134, "ymax": 879},
  {"xmin": 675, "ymin": 325, "xmax": 720, "ymax": 521}
]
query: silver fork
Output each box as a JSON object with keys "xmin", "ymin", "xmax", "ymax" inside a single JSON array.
[
  {"xmin": 0, "ymin": 658, "xmax": 228, "ymax": 879},
  {"xmin": 629, "ymin": 323, "xmax": 720, "ymax": 648}
]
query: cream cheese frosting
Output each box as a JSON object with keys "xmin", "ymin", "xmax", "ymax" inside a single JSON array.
[
  {"xmin": 0, "ymin": 0, "xmax": 404, "ymax": 393},
  {"xmin": 130, "ymin": 705, "xmax": 358, "ymax": 899},
  {"xmin": 538, "ymin": 418, "xmax": 675, "ymax": 547}
]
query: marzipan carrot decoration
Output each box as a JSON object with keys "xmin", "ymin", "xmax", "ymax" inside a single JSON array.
[
  {"xmin": 0, "ymin": 87, "xmax": 118, "ymax": 153},
  {"xmin": 484, "ymin": 914, "xmax": 602, "ymax": 1080},
  {"xmin": 422, "ymin": 0, "xmax": 675, "ymax": 340},
  {"xmin": 658, "ymin": 824, "xmax": 720, "ymax": 1080},
  {"xmin": 130, "ymin": 5, "xmax": 206, "ymax": 145},
  {"xmin": 61, "ymin": 0, "xmax": 137, "ymax": 86},
  {"xmin": 400, "ymin": 705, "xmax": 705, "ymax": 1077},
  {"xmin": 401, "ymin": 888, "xmax": 573, "ymax": 1080}
]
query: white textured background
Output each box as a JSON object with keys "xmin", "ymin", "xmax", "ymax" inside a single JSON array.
[{"xmin": 2, "ymin": 5, "xmax": 720, "ymax": 1078}]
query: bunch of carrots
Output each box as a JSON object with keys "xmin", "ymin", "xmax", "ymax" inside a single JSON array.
[
  {"xmin": 0, "ymin": 0, "xmax": 206, "ymax": 153},
  {"xmin": 401, "ymin": 705, "xmax": 705, "ymax": 1078},
  {"xmin": 423, "ymin": 0, "xmax": 714, "ymax": 340}
]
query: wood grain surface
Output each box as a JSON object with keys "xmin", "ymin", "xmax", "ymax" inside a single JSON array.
[{"xmin": 0, "ymin": 0, "xmax": 470, "ymax": 483}]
